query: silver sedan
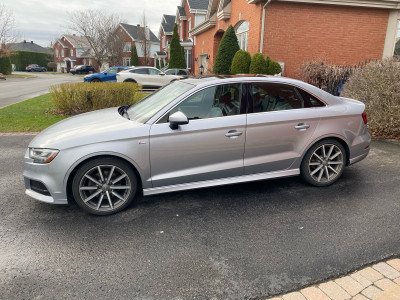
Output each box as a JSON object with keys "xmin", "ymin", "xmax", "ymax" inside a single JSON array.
[{"xmin": 23, "ymin": 76, "xmax": 371, "ymax": 215}]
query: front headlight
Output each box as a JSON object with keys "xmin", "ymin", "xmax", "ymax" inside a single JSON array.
[{"xmin": 29, "ymin": 148, "xmax": 59, "ymax": 164}]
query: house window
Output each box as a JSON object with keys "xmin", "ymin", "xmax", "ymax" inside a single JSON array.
[
  {"xmin": 163, "ymin": 36, "xmax": 166, "ymax": 48},
  {"xmin": 124, "ymin": 42, "xmax": 132, "ymax": 52},
  {"xmin": 394, "ymin": 20, "xmax": 400, "ymax": 57},
  {"xmin": 235, "ymin": 21, "xmax": 249, "ymax": 51},
  {"xmin": 56, "ymin": 48, "xmax": 59, "ymax": 57},
  {"xmin": 185, "ymin": 49, "xmax": 191, "ymax": 70},
  {"xmin": 71, "ymin": 49, "xmax": 74, "ymax": 57},
  {"xmin": 61, "ymin": 49, "xmax": 64, "ymax": 57},
  {"xmin": 123, "ymin": 58, "xmax": 131, "ymax": 66},
  {"xmin": 189, "ymin": 18, "xmax": 192, "ymax": 37}
]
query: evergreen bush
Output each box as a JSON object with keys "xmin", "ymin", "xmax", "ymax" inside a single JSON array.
[
  {"xmin": 156, "ymin": 59, "xmax": 160, "ymax": 69},
  {"xmin": 213, "ymin": 25, "xmax": 240, "ymax": 74},
  {"xmin": 131, "ymin": 43, "xmax": 139, "ymax": 66},
  {"xmin": 230, "ymin": 50, "xmax": 251, "ymax": 74},
  {"xmin": 249, "ymin": 53, "xmax": 267, "ymax": 74},
  {"xmin": 266, "ymin": 56, "xmax": 282, "ymax": 75},
  {"xmin": 168, "ymin": 24, "xmax": 186, "ymax": 69},
  {"xmin": 0, "ymin": 54, "xmax": 12, "ymax": 75},
  {"xmin": 161, "ymin": 59, "xmax": 165, "ymax": 69}
]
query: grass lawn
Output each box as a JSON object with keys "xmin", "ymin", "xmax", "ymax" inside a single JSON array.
[
  {"xmin": 6, "ymin": 73, "xmax": 36, "ymax": 78},
  {"xmin": 0, "ymin": 94, "xmax": 67, "ymax": 132}
]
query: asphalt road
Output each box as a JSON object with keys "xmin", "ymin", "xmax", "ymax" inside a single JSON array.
[
  {"xmin": 0, "ymin": 136, "xmax": 399, "ymax": 299},
  {"xmin": 0, "ymin": 72, "xmax": 82, "ymax": 108}
]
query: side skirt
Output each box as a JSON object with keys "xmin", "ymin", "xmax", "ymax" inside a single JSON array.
[{"xmin": 143, "ymin": 169, "xmax": 300, "ymax": 196}]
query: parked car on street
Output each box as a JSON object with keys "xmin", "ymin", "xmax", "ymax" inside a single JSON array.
[
  {"xmin": 84, "ymin": 66, "xmax": 130, "ymax": 82},
  {"xmin": 70, "ymin": 65, "xmax": 96, "ymax": 75},
  {"xmin": 164, "ymin": 68, "xmax": 190, "ymax": 78},
  {"xmin": 25, "ymin": 64, "xmax": 47, "ymax": 72},
  {"xmin": 116, "ymin": 66, "xmax": 181, "ymax": 89},
  {"xmin": 23, "ymin": 76, "xmax": 370, "ymax": 215}
]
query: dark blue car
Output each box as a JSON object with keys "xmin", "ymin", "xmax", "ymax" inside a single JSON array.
[{"xmin": 83, "ymin": 66, "xmax": 130, "ymax": 82}]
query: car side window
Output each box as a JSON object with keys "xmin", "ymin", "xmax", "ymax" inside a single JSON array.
[
  {"xmin": 177, "ymin": 70, "xmax": 187, "ymax": 75},
  {"xmin": 133, "ymin": 68, "xmax": 148, "ymax": 74},
  {"xmin": 148, "ymin": 68, "xmax": 161, "ymax": 75},
  {"xmin": 297, "ymin": 88, "xmax": 326, "ymax": 107},
  {"xmin": 168, "ymin": 83, "xmax": 242, "ymax": 121},
  {"xmin": 251, "ymin": 83, "xmax": 305, "ymax": 113},
  {"xmin": 165, "ymin": 69, "xmax": 175, "ymax": 75},
  {"xmin": 106, "ymin": 68, "xmax": 118, "ymax": 74}
]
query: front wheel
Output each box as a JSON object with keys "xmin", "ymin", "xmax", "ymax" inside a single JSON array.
[
  {"xmin": 300, "ymin": 139, "xmax": 346, "ymax": 187},
  {"xmin": 91, "ymin": 78, "xmax": 101, "ymax": 83},
  {"xmin": 72, "ymin": 158, "xmax": 137, "ymax": 215}
]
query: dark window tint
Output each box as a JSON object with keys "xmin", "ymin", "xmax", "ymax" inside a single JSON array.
[
  {"xmin": 132, "ymin": 68, "xmax": 149, "ymax": 74},
  {"xmin": 178, "ymin": 70, "xmax": 188, "ymax": 75},
  {"xmin": 168, "ymin": 83, "xmax": 242, "ymax": 121},
  {"xmin": 297, "ymin": 88, "xmax": 325, "ymax": 107},
  {"xmin": 165, "ymin": 69, "xmax": 175, "ymax": 75},
  {"xmin": 148, "ymin": 68, "xmax": 161, "ymax": 75}
]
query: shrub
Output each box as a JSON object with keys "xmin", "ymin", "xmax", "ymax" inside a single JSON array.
[
  {"xmin": 266, "ymin": 56, "xmax": 282, "ymax": 75},
  {"xmin": 168, "ymin": 23, "xmax": 186, "ymax": 69},
  {"xmin": 50, "ymin": 82, "xmax": 145, "ymax": 115},
  {"xmin": 47, "ymin": 62, "xmax": 57, "ymax": 71},
  {"xmin": 160, "ymin": 59, "xmax": 165, "ymax": 69},
  {"xmin": 156, "ymin": 59, "xmax": 160, "ymax": 69},
  {"xmin": 341, "ymin": 58, "xmax": 400, "ymax": 138},
  {"xmin": 0, "ymin": 54, "xmax": 12, "ymax": 75},
  {"xmin": 249, "ymin": 53, "xmax": 267, "ymax": 74},
  {"xmin": 230, "ymin": 50, "xmax": 251, "ymax": 74},
  {"xmin": 131, "ymin": 43, "xmax": 139, "ymax": 66},
  {"xmin": 213, "ymin": 25, "xmax": 240, "ymax": 74}
]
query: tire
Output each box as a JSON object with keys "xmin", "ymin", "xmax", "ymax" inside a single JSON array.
[
  {"xmin": 124, "ymin": 79, "xmax": 137, "ymax": 83},
  {"xmin": 72, "ymin": 158, "xmax": 137, "ymax": 215},
  {"xmin": 91, "ymin": 78, "xmax": 101, "ymax": 83},
  {"xmin": 300, "ymin": 139, "xmax": 346, "ymax": 187}
]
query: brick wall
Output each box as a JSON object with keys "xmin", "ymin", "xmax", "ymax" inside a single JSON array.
[{"xmin": 263, "ymin": 2, "xmax": 389, "ymax": 78}]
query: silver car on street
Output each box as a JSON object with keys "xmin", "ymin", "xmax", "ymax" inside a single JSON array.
[{"xmin": 23, "ymin": 76, "xmax": 371, "ymax": 215}]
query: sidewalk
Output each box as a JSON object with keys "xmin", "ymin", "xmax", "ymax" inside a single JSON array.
[{"xmin": 266, "ymin": 258, "xmax": 400, "ymax": 300}]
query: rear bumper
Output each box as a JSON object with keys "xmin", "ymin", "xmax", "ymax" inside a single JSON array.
[{"xmin": 348, "ymin": 131, "xmax": 371, "ymax": 165}]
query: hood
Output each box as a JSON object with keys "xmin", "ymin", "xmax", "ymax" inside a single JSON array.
[{"xmin": 29, "ymin": 107, "xmax": 147, "ymax": 150}]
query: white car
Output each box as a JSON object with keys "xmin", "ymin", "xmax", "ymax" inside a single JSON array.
[{"xmin": 116, "ymin": 66, "xmax": 181, "ymax": 89}]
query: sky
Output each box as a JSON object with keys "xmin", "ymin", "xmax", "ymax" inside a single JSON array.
[{"xmin": 3, "ymin": 0, "xmax": 181, "ymax": 47}]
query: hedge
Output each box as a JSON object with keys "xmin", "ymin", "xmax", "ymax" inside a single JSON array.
[
  {"xmin": 50, "ymin": 82, "xmax": 145, "ymax": 115},
  {"xmin": 266, "ymin": 56, "xmax": 282, "ymax": 75},
  {"xmin": 10, "ymin": 51, "xmax": 53, "ymax": 71},
  {"xmin": 230, "ymin": 50, "xmax": 251, "ymax": 74}
]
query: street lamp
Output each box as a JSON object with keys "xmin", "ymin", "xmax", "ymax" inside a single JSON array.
[{"xmin": 199, "ymin": 64, "xmax": 204, "ymax": 75}]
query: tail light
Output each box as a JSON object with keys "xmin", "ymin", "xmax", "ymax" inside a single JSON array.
[{"xmin": 362, "ymin": 113, "xmax": 367, "ymax": 124}]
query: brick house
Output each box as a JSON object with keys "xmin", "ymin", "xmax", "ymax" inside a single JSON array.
[
  {"xmin": 157, "ymin": 14, "xmax": 176, "ymax": 66},
  {"xmin": 190, "ymin": 0, "xmax": 400, "ymax": 78},
  {"xmin": 53, "ymin": 35, "xmax": 99, "ymax": 73},
  {"xmin": 118, "ymin": 23, "xmax": 160, "ymax": 67},
  {"xmin": 157, "ymin": 0, "xmax": 208, "ymax": 72}
]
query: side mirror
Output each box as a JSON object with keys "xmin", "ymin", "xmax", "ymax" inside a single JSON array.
[
  {"xmin": 169, "ymin": 111, "xmax": 189, "ymax": 130},
  {"xmin": 103, "ymin": 72, "xmax": 107, "ymax": 75},
  {"xmin": 160, "ymin": 72, "xmax": 166, "ymax": 76}
]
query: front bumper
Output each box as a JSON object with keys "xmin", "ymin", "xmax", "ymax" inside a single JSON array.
[{"xmin": 23, "ymin": 150, "xmax": 68, "ymax": 205}]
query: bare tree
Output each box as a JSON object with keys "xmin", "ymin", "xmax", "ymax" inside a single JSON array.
[
  {"xmin": 137, "ymin": 13, "xmax": 152, "ymax": 66},
  {"xmin": 0, "ymin": 4, "xmax": 15, "ymax": 47},
  {"xmin": 68, "ymin": 9, "xmax": 125, "ymax": 68}
]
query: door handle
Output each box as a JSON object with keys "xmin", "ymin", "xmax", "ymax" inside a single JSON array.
[
  {"xmin": 295, "ymin": 123, "xmax": 310, "ymax": 131},
  {"xmin": 225, "ymin": 130, "xmax": 243, "ymax": 138}
]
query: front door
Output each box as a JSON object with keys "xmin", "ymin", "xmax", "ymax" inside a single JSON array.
[{"xmin": 149, "ymin": 83, "xmax": 246, "ymax": 188}]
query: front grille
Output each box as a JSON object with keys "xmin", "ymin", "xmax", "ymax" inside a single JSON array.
[{"xmin": 30, "ymin": 180, "xmax": 51, "ymax": 196}]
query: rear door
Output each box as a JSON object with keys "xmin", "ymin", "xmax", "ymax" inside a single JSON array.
[{"xmin": 244, "ymin": 82, "xmax": 325, "ymax": 174}]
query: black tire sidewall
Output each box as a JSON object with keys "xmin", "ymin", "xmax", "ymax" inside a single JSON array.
[
  {"xmin": 72, "ymin": 158, "xmax": 137, "ymax": 215},
  {"xmin": 300, "ymin": 139, "xmax": 346, "ymax": 187}
]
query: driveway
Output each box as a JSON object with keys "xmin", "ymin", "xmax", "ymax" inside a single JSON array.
[
  {"xmin": 0, "ymin": 136, "xmax": 399, "ymax": 299},
  {"xmin": 0, "ymin": 72, "xmax": 83, "ymax": 108}
]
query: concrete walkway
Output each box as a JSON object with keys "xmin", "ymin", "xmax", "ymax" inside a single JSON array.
[{"xmin": 266, "ymin": 258, "xmax": 400, "ymax": 300}]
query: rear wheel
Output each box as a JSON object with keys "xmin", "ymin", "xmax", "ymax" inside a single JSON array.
[
  {"xmin": 300, "ymin": 139, "xmax": 346, "ymax": 186},
  {"xmin": 91, "ymin": 78, "xmax": 101, "ymax": 83},
  {"xmin": 72, "ymin": 158, "xmax": 137, "ymax": 215}
]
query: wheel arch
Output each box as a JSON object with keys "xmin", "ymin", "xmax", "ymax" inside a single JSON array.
[
  {"xmin": 303, "ymin": 135, "xmax": 351, "ymax": 166},
  {"xmin": 65, "ymin": 153, "xmax": 144, "ymax": 203},
  {"xmin": 124, "ymin": 78, "xmax": 137, "ymax": 83}
]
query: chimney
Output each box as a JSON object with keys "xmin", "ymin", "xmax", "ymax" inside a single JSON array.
[
  {"xmin": 24, "ymin": 40, "xmax": 26, "ymax": 43},
  {"xmin": 137, "ymin": 24, "xmax": 140, "ymax": 27},
  {"xmin": 31, "ymin": 41, "xmax": 33, "ymax": 44}
]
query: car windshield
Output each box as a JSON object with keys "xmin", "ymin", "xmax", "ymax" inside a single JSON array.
[{"xmin": 127, "ymin": 81, "xmax": 194, "ymax": 123}]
